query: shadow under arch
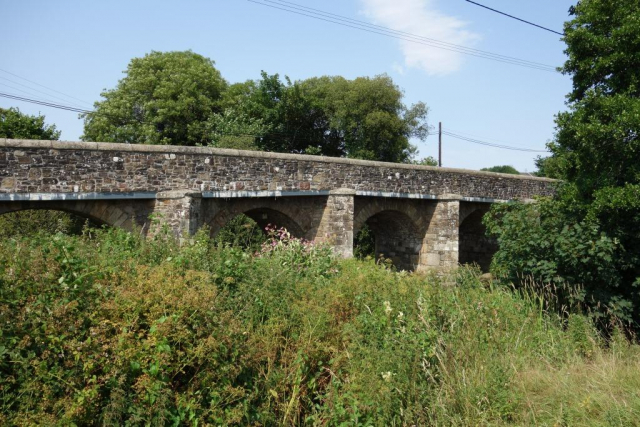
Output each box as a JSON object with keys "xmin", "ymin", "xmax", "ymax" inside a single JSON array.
[
  {"xmin": 0, "ymin": 200, "xmax": 152, "ymax": 234},
  {"xmin": 242, "ymin": 207, "xmax": 305, "ymax": 238},
  {"xmin": 459, "ymin": 205, "xmax": 497, "ymax": 272},
  {"xmin": 209, "ymin": 206, "xmax": 305, "ymax": 239},
  {"xmin": 0, "ymin": 206, "xmax": 104, "ymax": 237},
  {"xmin": 354, "ymin": 209, "xmax": 423, "ymax": 271}
]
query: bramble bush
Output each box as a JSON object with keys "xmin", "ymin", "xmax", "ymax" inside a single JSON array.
[{"xmin": 2, "ymin": 226, "xmax": 640, "ymax": 425}]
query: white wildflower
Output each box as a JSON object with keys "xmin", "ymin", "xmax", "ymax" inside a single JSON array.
[{"xmin": 383, "ymin": 301, "xmax": 392, "ymax": 314}]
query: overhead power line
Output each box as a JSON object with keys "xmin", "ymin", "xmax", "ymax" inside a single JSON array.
[
  {"xmin": 0, "ymin": 76, "xmax": 89, "ymax": 110},
  {"xmin": 247, "ymin": 0, "xmax": 559, "ymax": 73},
  {"xmin": 0, "ymin": 92, "xmax": 92, "ymax": 114},
  {"xmin": 0, "ymin": 68, "xmax": 93, "ymax": 107},
  {"xmin": 465, "ymin": 0, "xmax": 564, "ymax": 36},
  {"xmin": 0, "ymin": 82, "xmax": 66, "ymax": 107},
  {"xmin": 442, "ymin": 129, "xmax": 547, "ymax": 153}
]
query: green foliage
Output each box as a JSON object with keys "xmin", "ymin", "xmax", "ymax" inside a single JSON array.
[
  {"xmin": 79, "ymin": 50, "xmax": 428, "ymax": 163},
  {"xmin": 553, "ymin": 93, "xmax": 640, "ymax": 198},
  {"xmin": 2, "ymin": 230, "xmax": 640, "ymax": 425},
  {"xmin": 484, "ymin": 200, "xmax": 637, "ymax": 323},
  {"xmin": 552, "ymin": 0, "xmax": 640, "ymax": 197},
  {"xmin": 0, "ymin": 210, "xmax": 97, "ymax": 239},
  {"xmin": 562, "ymin": 0, "xmax": 640, "ymax": 103},
  {"xmin": 412, "ymin": 156, "xmax": 438, "ymax": 166},
  {"xmin": 353, "ymin": 223, "xmax": 375, "ymax": 259},
  {"xmin": 480, "ymin": 165, "xmax": 520, "ymax": 175},
  {"xmin": 533, "ymin": 154, "xmax": 567, "ymax": 179},
  {"xmin": 208, "ymin": 109, "xmax": 266, "ymax": 150},
  {"xmin": 0, "ymin": 107, "xmax": 61, "ymax": 140},
  {"xmin": 82, "ymin": 50, "xmax": 227, "ymax": 145},
  {"xmin": 229, "ymin": 72, "xmax": 429, "ymax": 162},
  {"xmin": 214, "ymin": 214, "xmax": 266, "ymax": 252}
]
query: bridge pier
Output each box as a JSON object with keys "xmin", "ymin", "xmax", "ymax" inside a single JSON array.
[
  {"xmin": 316, "ymin": 189, "xmax": 355, "ymax": 258},
  {"xmin": 153, "ymin": 190, "xmax": 203, "ymax": 238},
  {"xmin": 421, "ymin": 197, "xmax": 461, "ymax": 271}
]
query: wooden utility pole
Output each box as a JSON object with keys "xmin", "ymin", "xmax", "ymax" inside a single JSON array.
[{"xmin": 438, "ymin": 122, "xmax": 442, "ymax": 167}]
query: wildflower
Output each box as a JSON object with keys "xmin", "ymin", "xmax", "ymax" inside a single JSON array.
[
  {"xmin": 397, "ymin": 311, "xmax": 404, "ymax": 320},
  {"xmin": 381, "ymin": 371, "xmax": 393, "ymax": 382},
  {"xmin": 384, "ymin": 301, "xmax": 392, "ymax": 314}
]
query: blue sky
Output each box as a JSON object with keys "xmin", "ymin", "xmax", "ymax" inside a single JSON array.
[{"xmin": 0, "ymin": 0, "xmax": 575, "ymax": 172}]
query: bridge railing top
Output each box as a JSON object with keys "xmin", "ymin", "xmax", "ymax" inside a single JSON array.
[{"xmin": 0, "ymin": 138, "xmax": 556, "ymax": 183}]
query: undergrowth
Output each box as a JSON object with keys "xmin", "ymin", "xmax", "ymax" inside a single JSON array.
[{"xmin": 1, "ymin": 227, "xmax": 639, "ymax": 426}]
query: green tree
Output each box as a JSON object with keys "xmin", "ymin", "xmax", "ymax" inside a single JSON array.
[
  {"xmin": 486, "ymin": 0, "xmax": 640, "ymax": 325},
  {"xmin": 82, "ymin": 51, "xmax": 227, "ymax": 146},
  {"xmin": 533, "ymin": 155, "xmax": 566, "ymax": 179},
  {"xmin": 209, "ymin": 109, "xmax": 266, "ymax": 151},
  {"xmin": 412, "ymin": 156, "xmax": 438, "ymax": 166},
  {"xmin": 230, "ymin": 72, "xmax": 429, "ymax": 162},
  {"xmin": 0, "ymin": 107, "xmax": 61, "ymax": 140},
  {"xmin": 480, "ymin": 165, "xmax": 520, "ymax": 175}
]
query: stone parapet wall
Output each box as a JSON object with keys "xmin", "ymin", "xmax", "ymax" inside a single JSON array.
[{"xmin": 0, "ymin": 139, "xmax": 556, "ymax": 201}]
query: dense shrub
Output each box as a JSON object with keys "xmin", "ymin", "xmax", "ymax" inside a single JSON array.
[
  {"xmin": 1, "ymin": 228, "xmax": 640, "ymax": 425},
  {"xmin": 0, "ymin": 210, "xmax": 97, "ymax": 239},
  {"xmin": 213, "ymin": 214, "xmax": 266, "ymax": 252},
  {"xmin": 353, "ymin": 223, "xmax": 375, "ymax": 260},
  {"xmin": 484, "ymin": 199, "xmax": 638, "ymax": 326}
]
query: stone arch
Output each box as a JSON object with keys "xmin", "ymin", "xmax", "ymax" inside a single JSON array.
[
  {"xmin": 241, "ymin": 207, "xmax": 305, "ymax": 237},
  {"xmin": 354, "ymin": 198, "xmax": 434, "ymax": 271},
  {"xmin": 458, "ymin": 203, "xmax": 497, "ymax": 272},
  {"xmin": 0, "ymin": 200, "xmax": 152, "ymax": 233},
  {"xmin": 205, "ymin": 198, "xmax": 320, "ymax": 239}
]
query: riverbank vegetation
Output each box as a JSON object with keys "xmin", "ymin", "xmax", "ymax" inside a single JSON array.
[{"xmin": 2, "ymin": 226, "xmax": 639, "ymax": 426}]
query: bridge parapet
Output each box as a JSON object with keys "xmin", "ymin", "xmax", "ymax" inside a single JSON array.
[{"xmin": 0, "ymin": 139, "xmax": 555, "ymax": 202}]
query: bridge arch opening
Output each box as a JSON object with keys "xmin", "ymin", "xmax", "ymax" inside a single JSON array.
[
  {"xmin": 213, "ymin": 207, "xmax": 305, "ymax": 250},
  {"xmin": 241, "ymin": 208, "xmax": 305, "ymax": 238},
  {"xmin": 459, "ymin": 207, "xmax": 497, "ymax": 272},
  {"xmin": 354, "ymin": 210, "xmax": 422, "ymax": 271}
]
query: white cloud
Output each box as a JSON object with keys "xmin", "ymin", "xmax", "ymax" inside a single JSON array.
[
  {"xmin": 391, "ymin": 62, "xmax": 405, "ymax": 75},
  {"xmin": 360, "ymin": 0, "xmax": 480, "ymax": 76}
]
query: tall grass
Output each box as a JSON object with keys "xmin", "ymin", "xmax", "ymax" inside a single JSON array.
[{"xmin": 0, "ymin": 227, "xmax": 639, "ymax": 425}]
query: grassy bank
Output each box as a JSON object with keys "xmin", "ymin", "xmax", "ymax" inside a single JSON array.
[{"xmin": 1, "ymin": 227, "xmax": 639, "ymax": 426}]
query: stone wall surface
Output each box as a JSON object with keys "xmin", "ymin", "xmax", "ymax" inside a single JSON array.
[{"xmin": 0, "ymin": 139, "xmax": 556, "ymax": 201}]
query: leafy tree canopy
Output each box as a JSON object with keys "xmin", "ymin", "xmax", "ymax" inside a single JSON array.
[
  {"xmin": 209, "ymin": 109, "xmax": 266, "ymax": 151},
  {"xmin": 412, "ymin": 156, "xmax": 439, "ymax": 167},
  {"xmin": 228, "ymin": 72, "xmax": 429, "ymax": 162},
  {"xmin": 82, "ymin": 50, "xmax": 227, "ymax": 146},
  {"xmin": 551, "ymin": 0, "xmax": 640, "ymax": 196},
  {"xmin": 81, "ymin": 51, "xmax": 429, "ymax": 163},
  {"xmin": 480, "ymin": 165, "xmax": 519, "ymax": 175},
  {"xmin": 533, "ymin": 155, "xmax": 566, "ymax": 179},
  {"xmin": 0, "ymin": 107, "xmax": 60, "ymax": 140}
]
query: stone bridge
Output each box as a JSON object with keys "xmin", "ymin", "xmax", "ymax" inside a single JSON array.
[{"xmin": 0, "ymin": 139, "xmax": 556, "ymax": 271}]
